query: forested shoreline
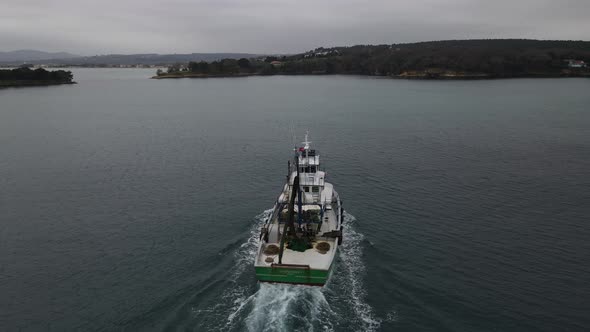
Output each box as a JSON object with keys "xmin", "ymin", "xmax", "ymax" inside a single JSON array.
[
  {"xmin": 0, "ymin": 67, "xmax": 74, "ymax": 87},
  {"xmin": 155, "ymin": 39, "xmax": 590, "ymax": 79}
]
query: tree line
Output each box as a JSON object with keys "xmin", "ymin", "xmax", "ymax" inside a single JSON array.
[
  {"xmin": 163, "ymin": 39, "xmax": 590, "ymax": 78},
  {"xmin": 161, "ymin": 57, "xmax": 281, "ymax": 76},
  {"xmin": 0, "ymin": 67, "xmax": 74, "ymax": 82}
]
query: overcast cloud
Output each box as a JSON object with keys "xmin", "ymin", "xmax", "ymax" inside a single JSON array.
[{"xmin": 1, "ymin": 0, "xmax": 589, "ymax": 54}]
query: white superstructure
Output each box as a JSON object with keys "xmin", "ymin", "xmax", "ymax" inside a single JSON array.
[{"xmin": 254, "ymin": 134, "xmax": 343, "ymax": 285}]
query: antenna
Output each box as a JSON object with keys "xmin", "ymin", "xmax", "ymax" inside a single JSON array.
[
  {"xmin": 302, "ymin": 131, "xmax": 311, "ymax": 150},
  {"xmin": 287, "ymin": 121, "xmax": 296, "ymax": 153}
]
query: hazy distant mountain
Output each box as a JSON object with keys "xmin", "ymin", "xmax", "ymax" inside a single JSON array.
[
  {"xmin": 0, "ymin": 52, "xmax": 264, "ymax": 66},
  {"xmin": 54, "ymin": 53, "xmax": 262, "ymax": 65},
  {"xmin": 0, "ymin": 50, "xmax": 79, "ymax": 62}
]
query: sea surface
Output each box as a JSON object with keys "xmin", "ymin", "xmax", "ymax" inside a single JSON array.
[{"xmin": 1, "ymin": 69, "xmax": 589, "ymax": 332}]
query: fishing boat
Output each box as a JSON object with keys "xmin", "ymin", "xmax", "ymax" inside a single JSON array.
[{"xmin": 254, "ymin": 134, "xmax": 343, "ymax": 286}]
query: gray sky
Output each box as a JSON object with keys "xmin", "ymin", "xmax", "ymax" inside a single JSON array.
[{"xmin": 2, "ymin": 0, "xmax": 589, "ymax": 55}]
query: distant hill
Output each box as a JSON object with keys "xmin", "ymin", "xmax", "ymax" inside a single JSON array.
[
  {"xmin": 159, "ymin": 39, "xmax": 590, "ymax": 79},
  {"xmin": 53, "ymin": 53, "xmax": 263, "ymax": 66},
  {"xmin": 0, "ymin": 50, "xmax": 79, "ymax": 62},
  {"xmin": 0, "ymin": 52, "xmax": 264, "ymax": 66},
  {"xmin": 310, "ymin": 39, "xmax": 590, "ymax": 77}
]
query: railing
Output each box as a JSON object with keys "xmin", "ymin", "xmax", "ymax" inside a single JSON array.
[
  {"xmin": 271, "ymin": 263, "xmax": 310, "ymax": 270},
  {"xmin": 263, "ymin": 202, "xmax": 282, "ymax": 241}
]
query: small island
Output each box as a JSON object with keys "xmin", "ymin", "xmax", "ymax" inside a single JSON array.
[
  {"xmin": 0, "ymin": 67, "xmax": 75, "ymax": 87},
  {"xmin": 153, "ymin": 39, "xmax": 590, "ymax": 80}
]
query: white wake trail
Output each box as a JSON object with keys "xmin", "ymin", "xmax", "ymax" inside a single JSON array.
[
  {"xmin": 336, "ymin": 212, "xmax": 381, "ymax": 331},
  {"xmin": 244, "ymin": 283, "xmax": 335, "ymax": 332},
  {"xmin": 217, "ymin": 210, "xmax": 380, "ymax": 332},
  {"xmin": 223, "ymin": 209, "xmax": 273, "ymax": 327}
]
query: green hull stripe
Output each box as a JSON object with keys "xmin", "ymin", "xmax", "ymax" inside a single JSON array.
[{"xmin": 255, "ymin": 266, "xmax": 332, "ymax": 285}]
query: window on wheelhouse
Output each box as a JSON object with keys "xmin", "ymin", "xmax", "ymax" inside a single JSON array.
[{"xmin": 300, "ymin": 166, "xmax": 316, "ymax": 173}]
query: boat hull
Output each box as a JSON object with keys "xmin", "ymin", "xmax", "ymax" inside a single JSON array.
[{"xmin": 255, "ymin": 265, "xmax": 331, "ymax": 286}]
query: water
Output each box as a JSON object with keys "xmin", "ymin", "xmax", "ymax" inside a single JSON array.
[{"xmin": 1, "ymin": 69, "xmax": 589, "ymax": 331}]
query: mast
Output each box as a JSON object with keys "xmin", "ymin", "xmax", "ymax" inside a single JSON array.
[
  {"xmin": 297, "ymin": 156, "xmax": 303, "ymax": 228},
  {"xmin": 278, "ymin": 133, "xmax": 316, "ymax": 263},
  {"xmin": 279, "ymin": 151, "xmax": 299, "ymax": 264},
  {"xmin": 299, "ymin": 132, "xmax": 311, "ymax": 226},
  {"xmin": 302, "ymin": 131, "xmax": 311, "ymax": 154}
]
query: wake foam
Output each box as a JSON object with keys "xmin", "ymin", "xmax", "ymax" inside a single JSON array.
[
  {"xmin": 212, "ymin": 210, "xmax": 380, "ymax": 332},
  {"xmin": 336, "ymin": 212, "xmax": 381, "ymax": 330},
  {"xmin": 231, "ymin": 209, "xmax": 273, "ymax": 277},
  {"xmin": 223, "ymin": 209, "xmax": 272, "ymax": 328},
  {"xmin": 244, "ymin": 283, "xmax": 336, "ymax": 332}
]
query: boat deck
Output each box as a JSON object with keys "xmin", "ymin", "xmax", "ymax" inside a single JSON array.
[
  {"xmin": 255, "ymin": 239, "xmax": 337, "ymax": 270},
  {"xmin": 255, "ymin": 207, "xmax": 339, "ymax": 271}
]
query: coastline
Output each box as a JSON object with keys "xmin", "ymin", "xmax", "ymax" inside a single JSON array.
[
  {"xmin": 152, "ymin": 72, "xmax": 259, "ymax": 79},
  {"xmin": 151, "ymin": 71, "xmax": 590, "ymax": 80},
  {"xmin": 0, "ymin": 80, "xmax": 77, "ymax": 88}
]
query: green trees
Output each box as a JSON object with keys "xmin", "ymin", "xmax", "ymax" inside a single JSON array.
[
  {"xmin": 198, "ymin": 61, "xmax": 210, "ymax": 72},
  {"xmin": 277, "ymin": 40, "xmax": 590, "ymax": 77},
  {"xmin": 186, "ymin": 58, "xmax": 251, "ymax": 75},
  {"xmin": 0, "ymin": 67, "xmax": 73, "ymax": 82},
  {"xmin": 220, "ymin": 59, "xmax": 239, "ymax": 73},
  {"xmin": 237, "ymin": 58, "xmax": 251, "ymax": 69},
  {"xmin": 187, "ymin": 61, "xmax": 211, "ymax": 73},
  {"xmin": 159, "ymin": 40, "xmax": 590, "ymax": 78}
]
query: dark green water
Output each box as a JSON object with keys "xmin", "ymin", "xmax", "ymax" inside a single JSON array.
[{"xmin": 1, "ymin": 69, "xmax": 589, "ymax": 331}]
